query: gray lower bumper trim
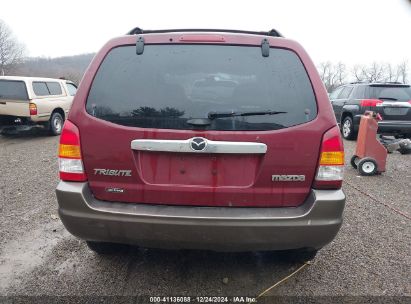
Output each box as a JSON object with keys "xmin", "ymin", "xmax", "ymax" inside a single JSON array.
[
  {"xmin": 378, "ymin": 121, "xmax": 411, "ymax": 133},
  {"xmin": 56, "ymin": 182, "xmax": 345, "ymax": 251}
]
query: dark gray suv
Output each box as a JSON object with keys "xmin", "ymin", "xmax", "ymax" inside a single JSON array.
[{"xmin": 330, "ymin": 82, "xmax": 411, "ymax": 139}]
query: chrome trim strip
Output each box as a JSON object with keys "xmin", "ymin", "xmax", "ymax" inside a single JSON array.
[
  {"xmin": 378, "ymin": 101, "xmax": 411, "ymax": 108},
  {"xmin": 378, "ymin": 121, "xmax": 411, "ymax": 125},
  {"xmin": 131, "ymin": 137, "xmax": 267, "ymax": 154}
]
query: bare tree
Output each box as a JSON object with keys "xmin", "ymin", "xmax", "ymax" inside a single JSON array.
[
  {"xmin": 317, "ymin": 61, "xmax": 347, "ymax": 92},
  {"xmin": 368, "ymin": 62, "xmax": 386, "ymax": 82},
  {"xmin": 321, "ymin": 60, "xmax": 410, "ymax": 89},
  {"xmin": 352, "ymin": 64, "xmax": 365, "ymax": 82},
  {"xmin": 318, "ymin": 61, "xmax": 331, "ymax": 85},
  {"xmin": 0, "ymin": 19, "xmax": 26, "ymax": 75},
  {"xmin": 397, "ymin": 60, "xmax": 409, "ymax": 84},
  {"xmin": 335, "ymin": 62, "xmax": 347, "ymax": 85},
  {"xmin": 351, "ymin": 62, "xmax": 388, "ymax": 83},
  {"xmin": 384, "ymin": 63, "xmax": 398, "ymax": 82}
]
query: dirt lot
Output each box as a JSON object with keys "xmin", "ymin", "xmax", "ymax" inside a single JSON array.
[{"xmin": 0, "ymin": 130, "xmax": 410, "ymax": 300}]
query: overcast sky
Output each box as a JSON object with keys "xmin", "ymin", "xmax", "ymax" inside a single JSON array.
[{"xmin": 2, "ymin": 0, "xmax": 410, "ymax": 65}]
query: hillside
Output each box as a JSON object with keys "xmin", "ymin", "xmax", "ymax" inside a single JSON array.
[{"xmin": 12, "ymin": 53, "xmax": 95, "ymax": 85}]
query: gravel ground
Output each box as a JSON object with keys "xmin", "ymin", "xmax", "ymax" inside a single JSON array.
[{"xmin": 0, "ymin": 130, "xmax": 410, "ymax": 301}]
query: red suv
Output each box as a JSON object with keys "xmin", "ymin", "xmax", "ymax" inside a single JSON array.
[{"xmin": 56, "ymin": 28, "xmax": 345, "ymax": 260}]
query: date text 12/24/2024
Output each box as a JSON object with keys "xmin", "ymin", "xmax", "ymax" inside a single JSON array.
[{"xmin": 149, "ymin": 296, "xmax": 257, "ymax": 303}]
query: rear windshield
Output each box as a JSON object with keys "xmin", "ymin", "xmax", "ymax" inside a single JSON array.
[
  {"xmin": 0, "ymin": 80, "xmax": 28, "ymax": 100},
  {"xmin": 369, "ymin": 85, "xmax": 411, "ymax": 101},
  {"xmin": 86, "ymin": 45, "xmax": 317, "ymax": 131}
]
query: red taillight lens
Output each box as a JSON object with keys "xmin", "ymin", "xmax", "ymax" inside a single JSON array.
[
  {"xmin": 58, "ymin": 120, "xmax": 87, "ymax": 182},
  {"xmin": 29, "ymin": 103, "xmax": 37, "ymax": 115},
  {"xmin": 360, "ymin": 99, "xmax": 383, "ymax": 107},
  {"xmin": 313, "ymin": 126, "xmax": 344, "ymax": 190}
]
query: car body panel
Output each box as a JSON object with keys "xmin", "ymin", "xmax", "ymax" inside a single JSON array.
[
  {"xmin": 68, "ymin": 33, "xmax": 337, "ymax": 208},
  {"xmin": 0, "ymin": 76, "xmax": 76, "ymax": 123},
  {"xmin": 332, "ymin": 85, "xmax": 354, "ymax": 122},
  {"xmin": 0, "ymin": 98, "xmax": 30, "ymax": 117},
  {"xmin": 57, "ymin": 181, "xmax": 345, "ymax": 251},
  {"xmin": 56, "ymin": 30, "xmax": 345, "ymax": 252},
  {"xmin": 330, "ymin": 83, "xmax": 411, "ymax": 137}
]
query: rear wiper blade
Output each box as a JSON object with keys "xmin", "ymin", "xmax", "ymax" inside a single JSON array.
[
  {"xmin": 379, "ymin": 97, "xmax": 398, "ymax": 101},
  {"xmin": 208, "ymin": 110, "xmax": 287, "ymax": 119}
]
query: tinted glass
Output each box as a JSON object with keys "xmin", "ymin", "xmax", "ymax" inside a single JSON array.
[
  {"xmin": 87, "ymin": 45, "xmax": 317, "ymax": 131},
  {"xmin": 338, "ymin": 86, "xmax": 353, "ymax": 99},
  {"xmin": 0, "ymin": 80, "xmax": 28, "ymax": 100},
  {"xmin": 329, "ymin": 87, "xmax": 343, "ymax": 99},
  {"xmin": 353, "ymin": 85, "xmax": 366, "ymax": 99},
  {"xmin": 368, "ymin": 85, "xmax": 411, "ymax": 101},
  {"xmin": 66, "ymin": 83, "xmax": 77, "ymax": 96},
  {"xmin": 46, "ymin": 82, "xmax": 62, "ymax": 95},
  {"xmin": 33, "ymin": 82, "xmax": 49, "ymax": 96}
]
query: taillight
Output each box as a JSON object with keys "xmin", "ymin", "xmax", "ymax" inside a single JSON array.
[
  {"xmin": 360, "ymin": 99, "xmax": 383, "ymax": 107},
  {"xmin": 179, "ymin": 34, "xmax": 226, "ymax": 42},
  {"xmin": 313, "ymin": 126, "xmax": 344, "ymax": 190},
  {"xmin": 29, "ymin": 103, "xmax": 37, "ymax": 115},
  {"xmin": 58, "ymin": 120, "xmax": 87, "ymax": 182}
]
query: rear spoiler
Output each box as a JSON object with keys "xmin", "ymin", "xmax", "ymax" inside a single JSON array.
[{"xmin": 369, "ymin": 84, "xmax": 410, "ymax": 87}]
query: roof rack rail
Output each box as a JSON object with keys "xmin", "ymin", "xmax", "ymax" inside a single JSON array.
[
  {"xmin": 349, "ymin": 81, "xmax": 368, "ymax": 84},
  {"xmin": 126, "ymin": 28, "xmax": 283, "ymax": 37},
  {"xmin": 350, "ymin": 81, "xmax": 407, "ymax": 85}
]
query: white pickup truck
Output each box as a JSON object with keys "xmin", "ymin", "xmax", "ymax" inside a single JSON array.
[{"xmin": 0, "ymin": 76, "xmax": 77, "ymax": 135}]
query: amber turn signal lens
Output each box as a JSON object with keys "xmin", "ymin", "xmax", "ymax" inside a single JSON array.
[
  {"xmin": 58, "ymin": 144, "xmax": 81, "ymax": 159},
  {"xmin": 319, "ymin": 151, "xmax": 344, "ymax": 166}
]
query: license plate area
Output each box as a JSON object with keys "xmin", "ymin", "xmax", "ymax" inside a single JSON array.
[
  {"xmin": 383, "ymin": 107, "xmax": 409, "ymax": 116},
  {"xmin": 135, "ymin": 151, "xmax": 261, "ymax": 187}
]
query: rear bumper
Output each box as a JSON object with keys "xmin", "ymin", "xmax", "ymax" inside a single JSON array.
[
  {"xmin": 0, "ymin": 115, "xmax": 40, "ymax": 133},
  {"xmin": 56, "ymin": 182, "xmax": 345, "ymax": 252},
  {"xmin": 378, "ymin": 120, "xmax": 411, "ymax": 135}
]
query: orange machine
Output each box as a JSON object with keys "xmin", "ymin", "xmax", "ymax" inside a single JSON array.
[{"xmin": 350, "ymin": 112, "xmax": 387, "ymax": 175}]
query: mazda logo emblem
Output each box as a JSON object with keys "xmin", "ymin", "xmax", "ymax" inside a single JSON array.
[{"xmin": 190, "ymin": 137, "xmax": 207, "ymax": 151}]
